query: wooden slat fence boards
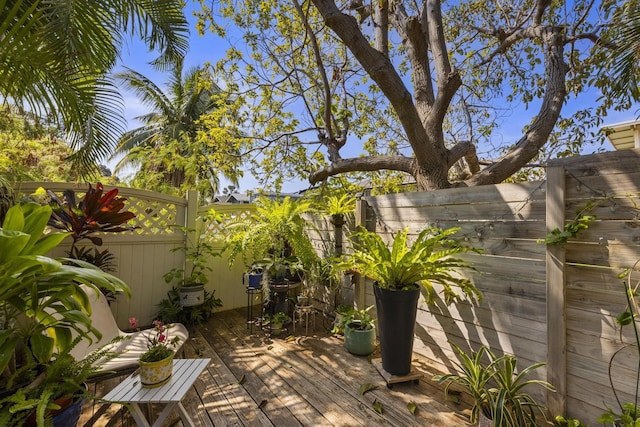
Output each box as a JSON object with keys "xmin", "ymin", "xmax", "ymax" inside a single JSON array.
[
  {"xmin": 353, "ymin": 182, "xmax": 552, "ymax": 411},
  {"xmin": 338, "ymin": 149, "xmax": 640, "ymax": 424},
  {"xmin": 549, "ymin": 150, "xmax": 640, "ymax": 423}
]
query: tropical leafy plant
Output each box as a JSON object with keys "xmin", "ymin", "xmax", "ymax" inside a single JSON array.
[
  {"xmin": 224, "ymin": 196, "xmax": 319, "ymax": 275},
  {"xmin": 343, "ymin": 226, "xmax": 481, "ymax": 303},
  {"xmin": 0, "ymin": 202, "xmax": 130, "ymax": 427},
  {"xmin": 163, "ymin": 214, "xmax": 222, "ymax": 288},
  {"xmin": 46, "ymin": 183, "xmax": 136, "ymax": 300},
  {"xmin": 114, "ymin": 61, "xmax": 242, "ymax": 200},
  {"xmin": 325, "ymin": 194, "xmax": 356, "ymax": 216},
  {"xmin": 47, "ymin": 183, "xmax": 136, "ymax": 254},
  {"xmin": 434, "ymin": 344, "xmax": 555, "ymax": 427},
  {"xmin": 155, "ymin": 286, "xmax": 222, "ymax": 325},
  {"xmin": 337, "ymin": 305, "xmax": 375, "ymax": 331},
  {"xmin": 0, "ymin": 202, "xmax": 130, "ymax": 383},
  {"xmin": 266, "ymin": 311, "xmax": 290, "ymax": 328},
  {"xmin": 0, "ymin": 336, "xmax": 125, "ymax": 427},
  {"xmin": 0, "ymin": 0, "xmax": 188, "ymax": 175}
]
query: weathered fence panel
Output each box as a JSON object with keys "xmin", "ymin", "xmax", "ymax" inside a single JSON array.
[
  {"xmin": 351, "ymin": 149, "xmax": 640, "ymax": 424},
  {"xmin": 549, "ymin": 150, "xmax": 640, "ymax": 422}
]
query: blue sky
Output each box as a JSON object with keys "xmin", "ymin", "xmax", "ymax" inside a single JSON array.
[{"xmin": 113, "ymin": 4, "xmax": 640, "ymax": 194}]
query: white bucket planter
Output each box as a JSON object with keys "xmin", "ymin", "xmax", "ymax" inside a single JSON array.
[{"xmin": 179, "ymin": 284, "xmax": 205, "ymax": 307}]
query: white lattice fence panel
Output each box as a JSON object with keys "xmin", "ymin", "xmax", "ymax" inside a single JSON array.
[
  {"xmin": 199, "ymin": 204, "xmax": 257, "ymax": 242},
  {"xmin": 124, "ymin": 196, "xmax": 181, "ymax": 235},
  {"xmin": 17, "ymin": 182, "xmax": 187, "ymax": 236}
]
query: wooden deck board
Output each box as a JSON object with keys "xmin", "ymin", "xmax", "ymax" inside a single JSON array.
[{"xmin": 80, "ymin": 308, "xmax": 471, "ymax": 426}]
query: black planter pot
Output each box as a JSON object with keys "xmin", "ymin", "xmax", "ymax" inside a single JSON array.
[{"xmin": 373, "ymin": 284, "xmax": 420, "ymax": 376}]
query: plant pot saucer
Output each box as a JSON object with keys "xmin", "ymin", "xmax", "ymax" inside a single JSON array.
[{"xmin": 372, "ymin": 358, "xmax": 423, "ymax": 389}]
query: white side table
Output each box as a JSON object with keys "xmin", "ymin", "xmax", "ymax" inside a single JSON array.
[{"xmin": 103, "ymin": 358, "xmax": 210, "ymax": 427}]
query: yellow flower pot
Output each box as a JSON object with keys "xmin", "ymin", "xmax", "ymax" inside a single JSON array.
[{"xmin": 139, "ymin": 354, "xmax": 173, "ymax": 388}]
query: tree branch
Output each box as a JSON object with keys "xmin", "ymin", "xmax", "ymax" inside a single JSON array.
[
  {"xmin": 309, "ymin": 155, "xmax": 414, "ymax": 184},
  {"xmin": 311, "ymin": 0, "xmax": 437, "ymax": 163},
  {"xmin": 466, "ymin": 26, "xmax": 567, "ymax": 186},
  {"xmin": 374, "ymin": 0, "xmax": 389, "ymax": 57}
]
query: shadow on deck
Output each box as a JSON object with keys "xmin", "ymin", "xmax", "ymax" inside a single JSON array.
[{"xmin": 80, "ymin": 307, "xmax": 471, "ymax": 426}]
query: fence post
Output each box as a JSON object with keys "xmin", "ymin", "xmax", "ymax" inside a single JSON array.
[
  {"xmin": 185, "ymin": 190, "xmax": 199, "ymax": 275},
  {"xmin": 354, "ymin": 198, "xmax": 368, "ymax": 309},
  {"xmin": 546, "ymin": 163, "xmax": 567, "ymax": 417}
]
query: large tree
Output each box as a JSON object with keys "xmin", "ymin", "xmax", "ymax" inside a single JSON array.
[
  {"xmin": 197, "ymin": 0, "xmax": 628, "ymax": 191},
  {"xmin": 0, "ymin": 0, "xmax": 189, "ymax": 176}
]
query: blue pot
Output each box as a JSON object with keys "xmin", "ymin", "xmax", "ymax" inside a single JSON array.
[
  {"xmin": 248, "ymin": 273, "xmax": 263, "ymax": 289},
  {"xmin": 52, "ymin": 395, "xmax": 85, "ymax": 427}
]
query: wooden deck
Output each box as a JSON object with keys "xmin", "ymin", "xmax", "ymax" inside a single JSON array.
[{"xmin": 80, "ymin": 308, "xmax": 471, "ymax": 426}]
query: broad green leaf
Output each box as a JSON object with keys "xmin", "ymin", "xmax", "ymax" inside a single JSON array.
[{"xmin": 360, "ymin": 383, "xmax": 377, "ymax": 395}]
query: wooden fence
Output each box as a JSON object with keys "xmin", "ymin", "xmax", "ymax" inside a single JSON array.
[
  {"xmin": 13, "ymin": 148, "xmax": 640, "ymax": 423},
  {"xmin": 351, "ymin": 149, "xmax": 640, "ymax": 423}
]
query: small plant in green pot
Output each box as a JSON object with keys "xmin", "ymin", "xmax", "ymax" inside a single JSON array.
[
  {"xmin": 342, "ymin": 226, "xmax": 480, "ymax": 375},
  {"xmin": 265, "ymin": 312, "xmax": 290, "ymax": 336},
  {"xmin": 434, "ymin": 344, "xmax": 555, "ymax": 427},
  {"xmin": 341, "ymin": 306, "xmax": 376, "ymax": 356},
  {"xmin": 332, "ymin": 305, "xmax": 356, "ymax": 335}
]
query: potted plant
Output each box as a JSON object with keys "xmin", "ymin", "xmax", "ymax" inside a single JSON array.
[
  {"xmin": 0, "ymin": 202, "xmax": 130, "ymax": 426},
  {"xmin": 129, "ymin": 319, "xmax": 183, "ymax": 388},
  {"xmin": 156, "ymin": 286, "xmax": 223, "ymax": 326},
  {"xmin": 163, "ymin": 213, "xmax": 221, "ymax": 307},
  {"xmin": 246, "ymin": 262, "xmax": 264, "ymax": 290},
  {"xmin": 338, "ymin": 305, "xmax": 376, "ymax": 356},
  {"xmin": 0, "ymin": 337, "xmax": 125, "ymax": 427},
  {"xmin": 332, "ymin": 305, "xmax": 356, "ymax": 335},
  {"xmin": 434, "ymin": 344, "xmax": 555, "ymax": 427},
  {"xmin": 342, "ymin": 226, "xmax": 480, "ymax": 375},
  {"xmin": 264, "ymin": 311, "xmax": 290, "ymax": 336},
  {"xmin": 223, "ymin": 196, "xmax": 319, "ymax": 287},
  {"xmin": 325, "ymin": 194, "xmax": 356, "ymax": 228}
]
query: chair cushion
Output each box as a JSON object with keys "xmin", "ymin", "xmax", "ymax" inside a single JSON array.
[{"xmin": 70, "ymin": 285, "xmax": 189, "ymax": 375}]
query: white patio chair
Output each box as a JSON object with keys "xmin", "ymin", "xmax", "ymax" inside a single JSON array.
[{"xmin": 71, "ymin": 285, "xmax": 189, "ymax": 380}]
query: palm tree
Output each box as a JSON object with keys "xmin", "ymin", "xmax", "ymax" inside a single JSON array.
[
  {"xmin": 113, "ymin": 62, "xmax": 236, "ymax": 198},
  {"xmin": 0, "ymin": 0, "xmax": 189, "ymax": 175},
  {"xmin": 603, "ymin": 1, "xmax": 640, "ymax": 102}
]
